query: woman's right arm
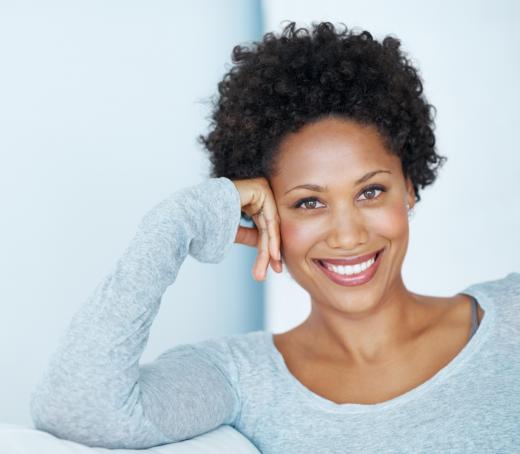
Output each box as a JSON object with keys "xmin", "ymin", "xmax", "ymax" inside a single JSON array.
[{"xmin": 29, "ymin": 176, "xmax": 243, "ymax": 449}]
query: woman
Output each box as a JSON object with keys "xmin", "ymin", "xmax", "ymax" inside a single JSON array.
[{"xmin": 30, "ymin": 21, "xmax": 520, "ymax": 453}]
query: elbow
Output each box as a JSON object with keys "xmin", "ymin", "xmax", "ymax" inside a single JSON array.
[
  {"xmin": 29, "ymin": 387, "xmax": 173, "ymax": 449},
  {"xmin": 30, "ymin": 386, "xmax": 99, "ymax": 447}
]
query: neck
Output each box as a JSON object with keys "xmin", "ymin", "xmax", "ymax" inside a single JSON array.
[{"xmin": 300, "ymin": 276, "xmax": 428, "ymax": 367}]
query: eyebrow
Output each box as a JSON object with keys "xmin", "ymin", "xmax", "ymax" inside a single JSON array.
[{"xmin": 284, "ymin": 169, "xmax": 392, "ymax": 195}]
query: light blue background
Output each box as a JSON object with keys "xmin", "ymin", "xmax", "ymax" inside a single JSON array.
[{"xmin": 0, "ymin": 0, "xmax": 264, "ymax": 426}]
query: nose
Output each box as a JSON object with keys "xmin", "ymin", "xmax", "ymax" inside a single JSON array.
[{"xmin": 325, "ymin": 207, "xmax": 368, "ymax": 251}]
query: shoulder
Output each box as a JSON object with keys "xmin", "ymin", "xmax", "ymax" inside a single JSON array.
[
  {"xmin": 463, "ymin": 272, "xmax": 520, "ymax": 300},
  {"xmin": 461, "ymin": 272, "xmax": 520, "ymax": 322}
]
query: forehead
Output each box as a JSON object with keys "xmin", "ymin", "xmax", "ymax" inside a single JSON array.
[{"xmin": 274, "ymin": 117, "xmax": 401, "ymax": 182}]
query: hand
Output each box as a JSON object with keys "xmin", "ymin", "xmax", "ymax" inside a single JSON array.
[{"xmin": 231, "ymin": 177, "xmax": 283, "ymax": 281}]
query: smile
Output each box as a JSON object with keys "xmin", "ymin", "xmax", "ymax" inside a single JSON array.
[{"xmin": 313, "ymin": 248, "xmax": 384, "ymax": 287}]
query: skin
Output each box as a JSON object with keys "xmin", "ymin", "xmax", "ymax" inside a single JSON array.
[{"xmin": 265, "ymin": 116, "xmax": 484, "ymax": 402}]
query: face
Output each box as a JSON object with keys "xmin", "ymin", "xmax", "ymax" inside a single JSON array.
[{"xmin": 269, "ymin": 116, "xmax": 416, "ymax": 316}]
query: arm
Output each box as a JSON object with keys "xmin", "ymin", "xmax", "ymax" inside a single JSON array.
[{"xmin": 29, "ymin": 177, "xmax": 242, "ymax": 449}]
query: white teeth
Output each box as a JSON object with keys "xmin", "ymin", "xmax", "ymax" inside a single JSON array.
[{"xmin": 322, "ymin": 256, "xmax": 376, "ymax": 276}]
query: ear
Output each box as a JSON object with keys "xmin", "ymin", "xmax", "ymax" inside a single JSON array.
[{"xmin": 405, "ymin": 178, "xmax": 416, "ymax": 209}]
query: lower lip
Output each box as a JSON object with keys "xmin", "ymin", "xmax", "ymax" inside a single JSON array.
[{"xmin": 313, "ymin": 249, "xmax": 384, "ymax": 287}]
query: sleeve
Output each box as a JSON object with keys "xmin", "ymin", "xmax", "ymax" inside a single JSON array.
[{"xmin": 29, "ymin": 176, "xmax": 243, "ymax": 449}]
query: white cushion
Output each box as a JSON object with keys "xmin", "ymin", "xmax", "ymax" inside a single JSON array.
[{"xmin": 0, "ymin": 423, "xmax": 261, "ymax": 454}]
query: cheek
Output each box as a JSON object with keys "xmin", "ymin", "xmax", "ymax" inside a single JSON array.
[
  {"xmin": 280, "ymin": 219, "xmax": 320, "ymax": 255},
  {"xmin": 367, "ymin": 202, "xmax": 409, "ymax": 239}
]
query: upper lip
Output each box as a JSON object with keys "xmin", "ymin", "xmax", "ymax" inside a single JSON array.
[{"xmin": 315, "ymin": 248, "xmax": 384, "ymax": 266}]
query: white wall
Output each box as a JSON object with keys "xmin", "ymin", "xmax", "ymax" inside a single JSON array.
[
  {"xmin": 262, "ymin": 0, "xmax": 520, "ymax": 333},
  {"xmin": 0, "ymin": 0, "xmax": 264, "ymax": 426}
]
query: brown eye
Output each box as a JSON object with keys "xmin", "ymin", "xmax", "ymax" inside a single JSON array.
[
  {"xmin": 358, "ymin": 185, "xmax": 385, "ymax": 201},
  {"xmin": 294, "ymin": 197, "xmax": 324, "ymax": 210},
  {"xmin": 364, "ymin": 189, "xmax": 377, "ymax": 199}
]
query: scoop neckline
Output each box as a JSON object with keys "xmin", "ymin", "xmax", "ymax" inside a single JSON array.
[{"xmin": 262, "ymin": 284, "xmax": 496, "ymax": 414}]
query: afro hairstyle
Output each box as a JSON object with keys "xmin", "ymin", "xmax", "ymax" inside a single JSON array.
[{"xmin": 198, "ymin": 21, "xmax": 446, "ymax": 213}]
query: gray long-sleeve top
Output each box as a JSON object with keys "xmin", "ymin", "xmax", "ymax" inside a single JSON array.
[{"xmin": 30, "ymin": 176, "xmax": 520, "ymax": 453}]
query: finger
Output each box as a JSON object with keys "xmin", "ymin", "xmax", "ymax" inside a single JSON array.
[
  {"xmin": 234, "ymin": 225, "xmax": 258, "ymax": 248},
  {"xmin": 260, "ymin": 193, "xmax": 281, "ymax": 262},
  {"xmin": 253, "ymin": 211, "xmax": 269, "ymax": 280},
  {"xmin": 265, "ymin": 215, "xmax": 281, "ymax": 262},
  {"xmin": 259, "ymin": 214, "xmax": 283, "ymax": 275},
  {"xmin": 270, "ymin": 256, "xmax": 283, "ymax": 273},
  {"xmin": 254, "ymin": 228, "xmax": 268, "ymax": 280}
]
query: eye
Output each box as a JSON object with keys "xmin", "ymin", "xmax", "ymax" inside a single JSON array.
[
  {"xmin": 357, "ymin": 185, "xmax": 386, "ymax": 201},
  {"xmin": 293, "ymin": 197, "xmax": 325, "ymax": 210}
]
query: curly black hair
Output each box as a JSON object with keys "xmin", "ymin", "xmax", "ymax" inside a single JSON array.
[{"xmin": 197, "ymin": 20, "xmax": 446, "ymax": 207}]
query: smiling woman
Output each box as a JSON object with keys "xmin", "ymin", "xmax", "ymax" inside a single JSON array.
[{"xmin": 31, "ymin": 20, "xmax": 520, "ymax": 454}]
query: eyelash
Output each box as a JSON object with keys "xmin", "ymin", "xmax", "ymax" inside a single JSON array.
[{"xmin": 293, "ymin": 185, "xmax": 387, "ymax": 210}]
